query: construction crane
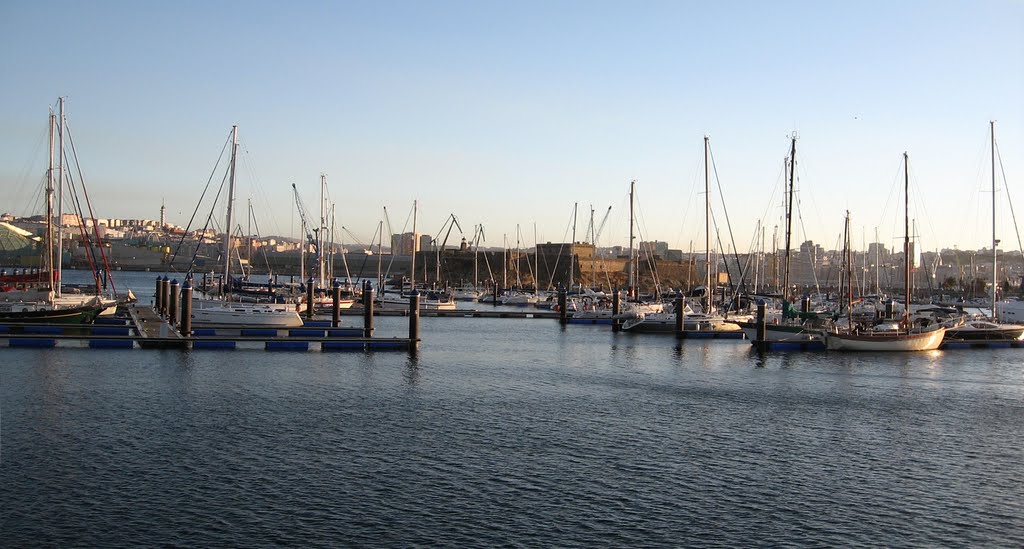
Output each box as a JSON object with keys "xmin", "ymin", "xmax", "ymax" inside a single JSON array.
[
  {"xmin": 593, "ymin": 205, "xmax": 613, "ymax": 244},
  {"xmin": 291, "ymin": 183, "xmax": 319, "ymax": 280},
  {"xmin": 434, "ymin": 213, "xmax": 463, "ymax": 283}
]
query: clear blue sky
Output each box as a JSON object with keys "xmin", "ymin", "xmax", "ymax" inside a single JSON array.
[{"xmin": 2, "ymin": 0, "xmax": 1022, "ymax": 256}]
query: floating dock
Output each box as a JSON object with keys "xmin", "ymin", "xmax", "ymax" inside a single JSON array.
[{"xmin": 0, "ymin": 305, "xmax": 417, "ymax": 352}]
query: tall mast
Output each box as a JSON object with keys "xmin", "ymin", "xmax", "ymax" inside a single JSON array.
[
  {"xmin": 56, "ymin": 97, "xmax": 65, "ymax": 298},
  {"xmin": 376, "ymin": 220, "xmax": 383, "ymax": 289},
  {"xmin": 704, "ymin": 136, "xmax": 711, "ymax": 314},
  {"xmin": 46, "ymin": 108, "xmax": 55, "ymax": 290},
  {"xmin": 628, "ymin": 180, "xmax": 636, "ymax": 298},
  {"xmin": 903, "ymin": 152, "xmax": 911, "ymax": 324},
  {"xmin": 846, "ymin": 212, "xmax": 853, "ymax": 321},
  {"xmin": 783, "ymin": 136, "xmax": 796, "ymax": 303},
  {"xmin": 772, "ymin": 225, "xmax": 779, "ymax": 292},
  {"xmin": 223, "ymin": 125, "xmax": 238, "ymax": 290},
  {"xmin": 991, "ymin": 120, "xmax": 998, "ymax": 318},
  {"xmin": 319, "ymin": 173, "xmax": 327, "ymax": 287},
  {"xmin": 410, "ymin": 200, "xmax": 417, "ymax": 293},
  {"xmin": 570, "ymin": 202, "xmax": 577, "ymax": 289},
  {"xmin": 874, "ymin": 227, "xmax": 880, "ymax": 295}
]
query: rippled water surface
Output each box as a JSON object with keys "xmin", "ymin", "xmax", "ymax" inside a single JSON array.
[{"xmin": 2, "ymin": 273, "xmax": 1023, "ymax": 546}]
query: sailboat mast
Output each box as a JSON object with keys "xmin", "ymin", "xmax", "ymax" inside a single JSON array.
[
  {"xmin": 903, "ymin": 152, "xmax": 911, "ymax": 324},
  {"xmin": 846, "ymin": 212, "xmax": 853, "ymax": 319},
  {"xmin": 222, "ymin": 125, "xmax": 239, "ymax": 292},
  {"xmin": 570, "ymin": 202, "xmax": 577, "ymax": 290},
  {"xmin": 704, "ymin": 136, "xmax": 711, "ymax": 314},
  {"xmin": 473, "ymin": 224, "xmax": 480, "ymax": 288},
  {"xmin": 410, "ymin": 200, "xmax": 417, "ymax": 293},
  {"xmin": 991, "ymin": 120, "xmax": 998, "ymax": 317},
  {"xmin": 46, "ymin": 109, "xmax": 55, "ymax": 290},
  {"xmin": 874, "ymin": 227, "xmax": 880, "ymax": 294},
  {"xmin": 628, "ymin": 180, "xmax": 636, "ymax": 298},
  {"xmin": 783, "ymin": 136, "xmax": 796, "ymax": 303},
  {"xmin": 319, "ymin": 173, "xmax": 327, "ymax": 288},
  {"xmin": 56, "ymin": 97, "xmax": 65, "ymax": 298}
]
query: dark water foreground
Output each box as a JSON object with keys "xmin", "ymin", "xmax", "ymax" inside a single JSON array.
[{"xmin": 2, "ymin": 307, "xmax": 1023, "ymax": 546}]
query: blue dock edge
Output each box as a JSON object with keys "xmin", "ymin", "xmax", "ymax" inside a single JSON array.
[
  {"xmin": 24, "ymin": 326, "xmax": 64, "ymax": 334},
  {"xmin": 322, "ymin": 340, "xmax": 366, "ymax": 351},
  {"xmin": 241, "ymin": 328, "xmax": 278, "ymax": 337},
  {"xmin": 90, "ymin": 339, "xmax": 134, "ymax": 349},
  {"xmin": 266, "ymin": 341, "xmax": 309, "ymax": 351},
  {"xmin": 368, "ymin": 340, "xmax": 411, "ymax": 351},
  {"xmin": 95, "ymin": 317, "xmax": 130, "ymax": 325},
  {"xmin": 328, "ymin": 328, "xmax": 364, "ymax": 337},
  {"xmin": 192, "ymin": 340, "xmax": 237, "ymax": 350},
  {"xmin": 289, "ymin": 329, "xmax": 325, "ymax": 338},
  {"xmin": 11, "ymin": 338, "xmax": 56, "ymax": 348}
]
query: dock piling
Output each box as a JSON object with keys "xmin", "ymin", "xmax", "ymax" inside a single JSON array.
[
  {"xmin": 558, "ymin": 286, "xmax": 568, "ymax": 325},
  {"xmin": 612, "ymin": 287, "xmax": 621, "ymax": 332},
  {"xmin": 180, "ymin": 279, "xmax": 192, "ymax": 337},
  {"xmin": 331, "ymin": 279, "xmax": 341, "ymax": 328},
  {"xmin": 160, "ymin": 276, "xmax": 170, "ymax": 317},
  {"xmin": 674, "ymin": 293, "xmax": 684, "ymax": 339},
  {"xmin": 409, "ymin": 292, "xmax": 420, "ymax": 350},
  {"xmin": 168, "ymin": 279, "xmax": 179, "ymax": 326},
  {"xmin": 305, "ymin": 277, "xmax": 315, "ymax": 320},
  {"xmin": 155, "ymin": 276, "xmax": 164, "ymax": 313},
  {"xmin": 755, "ymin": 301, "xmax": 767, "ymax": 351},
  {"xmin": 363, "ymin": 280, "xmax": 374, "ymax": 338}
]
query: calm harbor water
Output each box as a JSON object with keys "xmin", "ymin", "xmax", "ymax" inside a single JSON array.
[{"xmin": 2, "ymin": 271, "xmax": 1023, "ymax": 546}]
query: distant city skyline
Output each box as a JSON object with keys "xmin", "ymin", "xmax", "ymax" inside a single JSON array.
[{"xmin": 1, "ymin": 1, "xmax": 1022, "ymax": 254}]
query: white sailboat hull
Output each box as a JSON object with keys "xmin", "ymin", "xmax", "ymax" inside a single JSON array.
[{"xmin": 191, "ymin": 300, "xmax": 303, "ymax": 327}]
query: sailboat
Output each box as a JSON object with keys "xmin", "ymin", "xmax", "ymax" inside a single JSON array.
[
  {"xmin": 374, "ymin": 201, "xmax": 457, "ymax": 311},
  {"xmin": 738, "ymin": 135, "xmax": 827, "ymax": 347},
  {"xmin": 293, "ymin": 174, "xmax": 356, "ymax": 313},
  {"xmin": 0, "ymin": 98, "xmax": 108, "ymax": 323},
  {"xmin": 823, "ymin": 152, "xmax": 946, "ymax": 351},
  {"xmin": 189, "ymin": 126, "xmax": 303, "ymax": 328},
  {"xmin": 623, "ymin": 138, "xmax": 740, "ymax": 334},
  {"xmin": 955, "ymin": 121, "xmax": 1024, "ymax": 337}
]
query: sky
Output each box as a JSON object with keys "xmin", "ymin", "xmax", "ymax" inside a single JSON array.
[{"xmin": 2, "ymin": 0, "xmax": 1023, "ymax": 256}]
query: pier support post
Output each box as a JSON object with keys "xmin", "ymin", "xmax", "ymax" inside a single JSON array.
[
  {"xmin": 331, "ymin": 279, "xmax": 341, "ymax": 328},
  {"xmin": 155, "ymin": 276, "xmax": 164, "ymax": 314},
  {"xmin": 801, "ymin": 296, "xmax": 811, "ymax": 314},
  {"xmin": 493, "ymin": 281, "xmax": 499, "ymax": 306},
  {"xmin": 409, "ymin": 292, "xmax": 420, "ymax": 350},
  {"xmin": 160, "ymin": 276, "xmax": 170, "ymax": 318},
  {"xmin": 168, "ymin": 279, "xmax": 180, "ymax": 326},
  {"xmin": 363, "ymin": 280, "xmax": 374, "ymax": 338},
  {"xmin": 612, "ymin": 287, "xmax": 621, "ymax": 333},
  {"xmin": 180, "ymin": 279, "xmax": 193, "ymax": 337},
  {"xmin": 305, "ymin": 277, "xmax": 315, "ymax": 320},
  {"xmin": 755, "ymin": 301, "xmax": 767, "ymax": 351},
  {"xmin": 675, "ymin": 293, "xmax": 685, "ymax": 339},
  {"xmin": 558, "ymin": 286, "xmax": 568, "ymax": 325}
]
